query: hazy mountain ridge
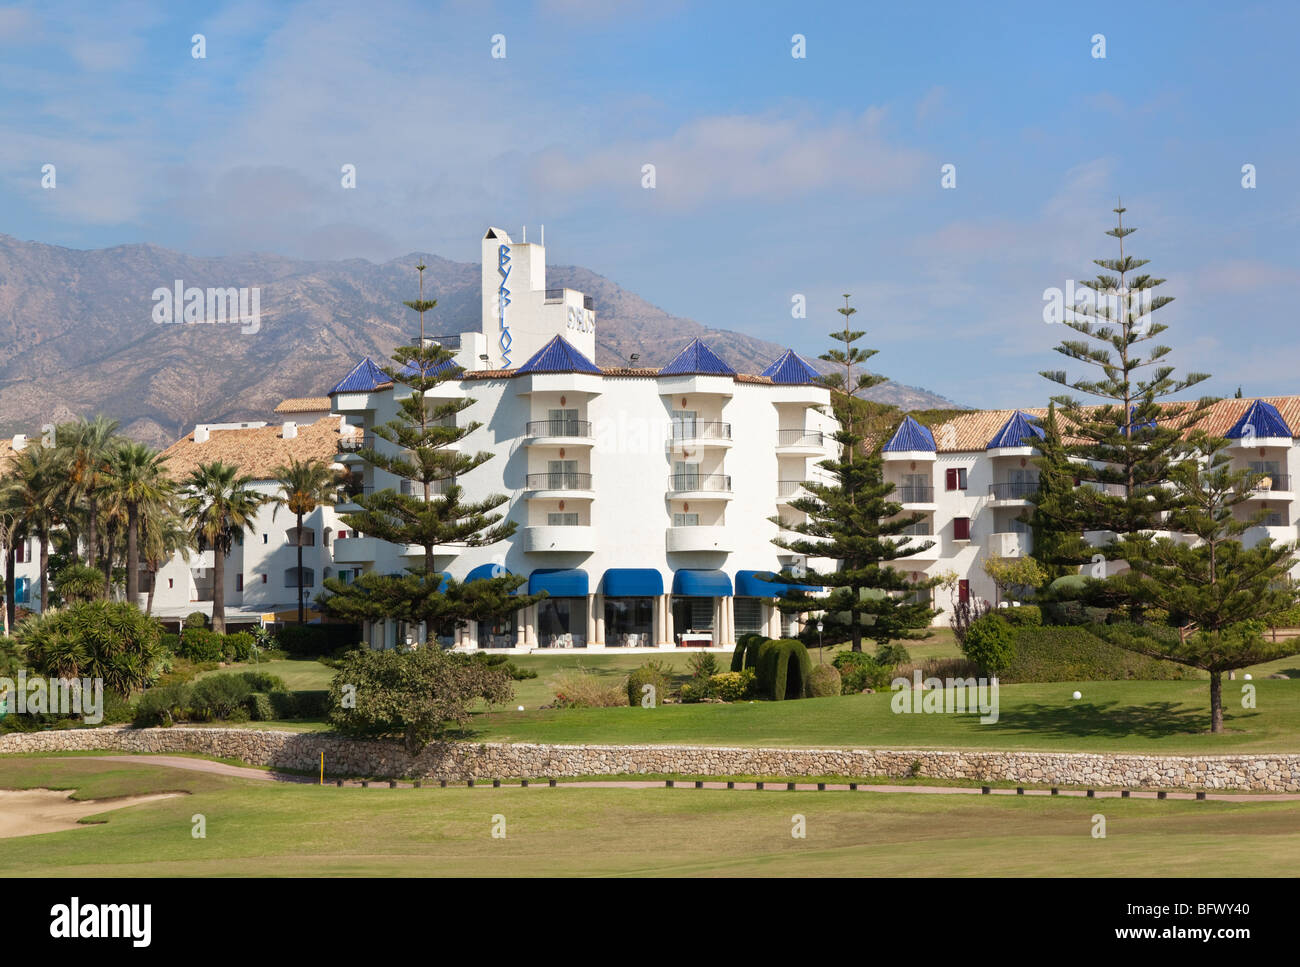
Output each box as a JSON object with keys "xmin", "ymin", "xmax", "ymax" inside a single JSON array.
[{"xmin": 0, "ymin": 235, "xmax": 961, "ymax": 448}]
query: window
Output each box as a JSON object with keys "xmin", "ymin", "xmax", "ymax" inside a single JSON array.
[
  {"xmin": 547, "ymin": 512, "xmax": 580, "ymax": 526},
  {"xmin": 546, "ymin": 459, "xmax": 579, "ymax": 489},
  {"xmin": 236, "ymin": 574, "xmax": 244, "ymax": 592},
  {"xmin": 902, "ymin": 520, "xmax": 932, "ymax": 536},
  {"xmin": 14, "ymin": 577, "xmax": 28, "ymax": 604},
  {"xmin": 477, "ymin": 612, "xmax": 517, "ymax": 649},
  {"xmin": 734, "ymin": 597, "xmax": 764, "ymax": 636},
  {"xmin": 234, "ymin": 530, "xmax": 244, "ymax": 546},
  {"xmin": 13, "ymin": 541, "xmax": 26, "ymax": 563},
  {"xmin": 284, "ymin": 567, "xmax": 315, "ymax": 588},
  {"xmin": 323, "ymin": 528, "xmax": 332, "ymax": 547},
  {"xmin": 338, "ymin": 530, "xmax": 349, "ymax": 540},
  {"xmin": 168, "ymin": 578, "xmax": 174, "ymax": 589},
  {"xmin": 673, "ymin": 512, "xmax": 700, "ymax": 526},
  {"xmin": 945, "ymin": 467, "xmax": 968, "ymax": 491},
  {"xmin": 538, "ymin": 598, "xmax": 587, "ymax": 647},
  {"xmin": 605, "ymin": 597, "xmax": 653, "ymax": 645},
  {"xmin": 673, "ymin": 461, "xmax": 700, "ymax": 489},
  {"xmin": 953, "ymin": 517, "xmax": 971, "ymax": 541},
  {"xmin": 548, "ymin": 408, "xmax": 580, "ymax": 435},
  {"xmin": 671, "ymin": 409, "xmax": 698, "ymax": 440},
  {"xmin": 262, "ymin": 533, "xmax": 268, "ymax": 544},
  {"xmin": 261, "ymin": 574, "xmax": 268, "ymax": 584}
]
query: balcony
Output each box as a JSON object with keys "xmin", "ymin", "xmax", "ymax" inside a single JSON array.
[
  {"xmin": 523, "ymin": 525, "xmax": 596, "ymax": 553},
  {"xmin": 777, "ymin": 479, "xmax": 809, "ymax": 504},
  {"xmin": 525, "ymin": 472, "xmax": 594, "ymax": 498},
  {"xmin": 332, "ymin": 536, "xmax": 380, "ymax": 564},
  {"xmin": 1241, "ymin": 473, "xmax": 1293, "ymax": 500},
  {"xmin": 524, "ymin": 419, "xmax": 594, "ymax": 446},
  {"xmin": 337, "ymin": 432, "xmax": 372, "ymax": 458},
  {"xmin": 400, "ymin": 479, "xmax": 455, "ymax": 500},
  {"xmin": 988, "ymin": 481, "xmax": 1038, "ymax": 505},
  {"xmin": 336, "ymin": 484, "xmax": 373, "ymax": 511},
  {"xmin": 668, "ymin": 421, "xmax": 732, "ymax": 449},
  {"xmin": 775, "ymin": 429, "xmax": 825, "ymax": 455},
  {"xmin": 666, "ymin": 525, "xmax": 733, "ymax": 553},
  {"xmin": 895, "ymin": 484, "xmax": 935, "ymax": 508},
  {"xmin": 986, "ymin": 531, "xmax": 1032, "ymax": 557},
  {"xmin": 667, "ymin": 473, "xmax": 733, "ymax": 501}
]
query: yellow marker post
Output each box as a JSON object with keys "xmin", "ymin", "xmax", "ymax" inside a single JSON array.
[{"xmin": 320, "ymin": 752, "xmax": 324, "ymax": 785}]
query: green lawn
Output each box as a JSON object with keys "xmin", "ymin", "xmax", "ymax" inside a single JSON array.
[
  {"xmin": 1, "ymin": 757, "xmax": 1296, "ymax": 877},
  {"xmin": 194, "ymin": 658, "xmax": 335, "ymax": 691},
  {"xmin": 466, "ymin": 679, "xmax": 1300, "ymax": 754}
]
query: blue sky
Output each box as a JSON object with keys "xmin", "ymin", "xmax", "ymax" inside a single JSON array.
[{"xmin": 2, "ymin": 0, "xmax": 1297, "ymax": 406}]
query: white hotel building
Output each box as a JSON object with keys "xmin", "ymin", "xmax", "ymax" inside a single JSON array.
[{"xmin": 22, "ymin": 227, "xmax": 1296, "ymax": 649}]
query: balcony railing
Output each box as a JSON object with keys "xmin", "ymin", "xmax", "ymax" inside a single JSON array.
[
  {"xmin": 896, "ymin": 484, "xmax": 935, "ymax": 503},
  {"xmin": 526, "ymin": 472, "xmax": 593, "ymax": 490},
  {"xmin": 777, "ymin": 479, "xmax": 806, "ymax": 497},
  {"xmin": 400, "ymin": 479, "xmax": 455, "ymax": 499},
  {"xmin": 340, "ymin": 483, "xmax": 373, "ymax": 501},
  {"xmin": 668, "ymin": 473, "xmax": 732, "ymax": 493},
  {"xmin": 989, "ymin": 481, "xmax": 1038, "ymax": 500},
  {"xmin": 1245, "ymin": 473, "xmax": 1291, "ymax": 492},
  {"xmin": 338, "ymin": 433, "xmax": 375, "ymax": 452},
  {"xmin": 525, "ymin": 419, "xmax": 593, "ymax": 438},
  {"xmin": 777, "ymin": 429, "xmax": 824, "ymax": 447},
  {"xmin": 670, "ymin": 420, "xmax": 731, "ymax": 441}
]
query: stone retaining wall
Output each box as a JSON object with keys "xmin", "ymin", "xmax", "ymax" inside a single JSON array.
[{"xmin": 0, "ymin": 727, "xmax": 1295, "ymax": 790}]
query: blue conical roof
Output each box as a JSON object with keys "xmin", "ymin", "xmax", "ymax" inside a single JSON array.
[
  {"xmin": 884, "ymin": 415, "xmax": 936, "ymax": 452},
  {"xmin": 760, "ymin": 349, "xmax": 821, "ymax": 385},
  {"xmin": 987, "ymin": 411, "xmax": 1044, "ymax": 449},
  {"xmin": 1227, "ymin": 399, "xmax": 1292, "ymax": 440},
  {"xmin": 329, "ymin": 356, "xmax": 391, "ymax": 394},
  {"xmin": 660, "ymin": 338, "xmax": 737, "ymax": 376},
  {"xmin": 515, "ymin": 335, "xmax": 602, "ymax": 375}
]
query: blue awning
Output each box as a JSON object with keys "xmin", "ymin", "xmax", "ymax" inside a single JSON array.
[
  {"xmin": 437, "ymin": 572, "xmax": 451, "ymax": 593},
  {"xmin": 601, "ymin": 568, "xmax": 664, "ymax": 597},
  {"xmin": 671, "ymin": 569, "xmax": 733, "ymax": 597},
  {"xmin": 529, "ymin": 568, "xmax": 589, "ymax": 597},
  {"xmin": 735, "ymin": 569, "xmax": 821, "ymax": 598},
  {"xmin": 465, "ymin": 563, "xmax": 513, "ymax": 582}
]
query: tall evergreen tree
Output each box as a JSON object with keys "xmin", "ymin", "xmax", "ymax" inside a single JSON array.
[
  {"xmin": 320, "ymin": 265, "xmax": 541, "ymax": 643},
  {"xmin": 772, "ymin": 296, "xmax": 938, "ymax": 652},
  {"xmin": 1022, "ymin": 402, "xmax": 1092, "ymax": 581}
]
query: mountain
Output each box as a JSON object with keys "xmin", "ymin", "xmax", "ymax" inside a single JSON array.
[{"xmin": 0, "ymin": 234, "xmax": 961, "ymax": 448}]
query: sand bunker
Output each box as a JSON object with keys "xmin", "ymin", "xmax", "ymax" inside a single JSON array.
[{"xmin": 0, "ymin": 788, "xmax": 182, "ymax": 839}]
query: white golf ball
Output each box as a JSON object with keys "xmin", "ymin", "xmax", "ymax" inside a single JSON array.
[
  {"xmin": 1071, "ymin": 691, "xmax": 1082, "ymax": 700},
  {"xmin": 1243, "ymin": 674, "xmax": 1252, "ymax": 681},
  {"xmin": 517, "ymin": 705, "xmax": 525, "ymax": 711}
]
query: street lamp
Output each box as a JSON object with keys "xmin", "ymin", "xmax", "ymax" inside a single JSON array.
[{"xmin": 816, "ymin": 620, "xmax": 824, "ymax": 664}]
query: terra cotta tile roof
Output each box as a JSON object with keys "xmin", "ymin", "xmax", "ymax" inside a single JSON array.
[{"xmin": 159, "ymin": 416, "xmax": 353, "ymax": 482}]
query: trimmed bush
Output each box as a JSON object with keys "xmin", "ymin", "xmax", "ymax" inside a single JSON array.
[
  {"xmin": 962, "ymin": 615, "xmax": 1017, "ymax": 676},
  {"xmin": 626, "ymin": 661, "xmax": 672, "ymax": 707},
  {"xmin": 178, "ymin": 628, "xmax": 224, "ymax": 662},
  {"xmin": 238, "ymin": 670, "xmax": 287, "ymax": 692},
  {"xmin": 1002, "ymin": 624, "xmax": 1196, "ymax": 683},
  {"xmin": 730, "ymin": 640, "xmax": 747, "ymax": 672},
  {"xmin": 185, "ymin": 611, "xmax": 209, "ymax": 629},
  {"xmin": 134, "ymin": 682, "xmax": 193, "ymax": 727},
  {"xmin": 246, "ymin": 691, "xmax": 275, "ymax": 721},
  {"xmin": 291, "ymin": 690, "xmax": 331, "ymax": 718},
  {"xmin": 223, "ymin": 631, "xmax": 255, "ymax": 662},
  {"xmin": 275, "ymin": 623, "xmax": 362, "ymax": 657},
  {"xmin": 756, "ymin": 638, "xmax": 812, "ymax": 701},
  {"xmin": 189, "ymin": 674, "xmax": 252, "ymax": 720},
  {"xmin": 807, "ymin": 663, "xmax": 842, "ymax": 698},
  {"xmin": 999, "ymin": 604, "xmax": 1042, "ymax": 627},
  {"xmin": 743, "ymin": 635, "xmax": 769, "ymax": 670},
  {"xmin": 707, "ymin": 669, "xmax": 755, "ymax": 701}
]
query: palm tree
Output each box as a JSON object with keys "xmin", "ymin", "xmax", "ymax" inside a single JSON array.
[
  {"xmin": 2, "ymin": 444, "xmax": 62, "ymax": 612},
  {"xmin": 56, "ymin": 416, "xmax": 120, "ymax": 568},
  {"xmin": 139, "ymin": 498, "xmax": 189, "ymax": 616},
  {"xmin": 104, "ymin": 442, "xmax": 173, "ymax": 605},
  {"xmin": 271, "ymin": 458, "xmax": 340, "ymax": 624},
  {"xmin": 180, "ymin": 461, "xmax": 264, "ymax": 634}
]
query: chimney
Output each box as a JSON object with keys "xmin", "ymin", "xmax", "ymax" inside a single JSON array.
[
  {"xmin": 11, "ymin": 434, "xmax": 26, "ymax": 451},
  {"xmin": 282, "ymin": 421, "xmax": 298, "ymax": 439},
  {"xmin": 193, "ymin": 426, "xmax": 210, "ymax": 444}
]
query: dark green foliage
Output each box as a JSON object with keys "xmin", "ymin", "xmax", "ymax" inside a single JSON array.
[
  {"xmin": 275, "ymin": 623, "xmax": 362, "ymax": 657},
  {"xmin": 998, "ymin": 605, "xmax": 1042, "ymax": 627},
  {"xmin": 626, "ymin": 661, "xmax": 672, "ymax": 707},
  {"xmin": 223, "ymin": 631, "xmax": 255, "ymax": 662},
  {"xmin": 1023, "ymin": 403, "xmax": 1094, "ymax": 579},
  {"xmin": 185, "ymin": 611, "xmax": 209, "ymax": 629},
  {"xmin": 730, "ymin": 640, "xmax": 747, "ymax": 672},
  {"xmin": 159, "ymin": 633, "xmax": 179, "ymax": 654},
  {"xmin": 133, "ymin": 682, "xmax": 193, "ymax": 726},
  {"xmin": 178, "ymin": 628, "xmax": 224, "ymax": 662},
  {"xmin": 1002, "ymin": 624, "xmax": 1196, "ymax": 683},
  {"xmin": 961, "ymin": 615, "xmax": 1017, "ymax": 676},
  {"xmin": 688, "ymin": 651, "xmax": 719, "ymax": 681},
  {"xmin": 471, "ymin": 652, "xmax": 537, "ymax": 680},
  {"xmin": 874, "ymin": 643, "xmax": 912, "ymax": 667},
  {"xmin": 833, "ymin": 650, "xmax": 893, "ymax": 692},
  {"xmin": 53, "ymin": 564, "xmax": 107, "ymax": 605},
  {"xmin": 807, "ymin": 663, "xmax": 842, "ymax": 698},
  {"xmin": 742, "ymin": 635, "xmax": 768, "ymax": 670},
  {"xmin": 245, "ymin": 691, "xmax": 275, "ymax": 721},
  {"xmin": 189, "ymin": 674, "xmax": 253, "ymax": 720},
  {"xmin": 18, "ymin": 600, "xmax": 165, "ymax": 695},
  {"xmin": 237, "ymin": 670, "xmax": 287, "ymax": 692},
  {"xmin": 756, "ymin": 638, "xmax": 812, "ymax": 700}
]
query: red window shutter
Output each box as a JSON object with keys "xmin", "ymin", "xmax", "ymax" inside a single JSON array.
[
  {"xmin": 262, "ymin": 574, "xmax": 268, "ymax": 584},
  {"xmin": 945, "ymin": 468, "xmax": 958, "ymax": 491},
  {"xmin": 958, "ymin": 580, "xmax": 970, "ymax": 603},
  {"xmin": 954, "ymin": 517, "xmax": 971, "ymax": 540},
  {"xmin": 236, "ymin": 574, "xmax": 244, "ymax": 592}
]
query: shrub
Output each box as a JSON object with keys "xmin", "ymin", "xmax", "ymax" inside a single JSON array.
[
  {"xmin": 245, "ymin": 691, "xmax": 275, "ymax": 721},
  {"xmin": 807, "ymin": 663, "xmax": 842, "ymax": 698},
  {"xmin": 133, "ymin": 682, "xmax": 193, "ymax": 727},
  {"xmin": 550, "ymin": 668, "xmax": 627, "ymax": 709},
  {"xmin": 999, "ymin": 604, "xmax": 1042, "ymax": 627},
  {"xmin": 688, "ymin": 651, "xmax": 719, "ymax": 681},
  {"xmin": 53, "ymin": 564, "xmax": 107, "ymax": 605},
  {"xmin": 290, "ymin": 690, "xmax": 331, "ymax": 718},
  {"xmin": 238, "ymin": 670, "xmax": 286, "ymax": 692},
  {"xmin": 678, "ymin": 680, "xmax": 708, "ymax": 703},
  {"xmin": 834, "ymin": 651, "xmax": 893, "ymax": 693},
  {"xmin": 471, "ymin": 652, "xmax": 537, "ymax": 680},
  {"xmin": 730, "ymin": 639, "xmax": 748, "ymax": 672},
  {"xmin": 756, "ymin": 638, "xmax": 812, "ymax": 700},
  {"xmin": 743, "ymin": 635, "xmax": 769, "ymax": 670},
  {"xmin": 223, "ymin": 631, "xmax": 255, "ymax": 662},
  {"xmin": 18, "ymin": 600, "xmax": 166, "ymax": 695},
  {"xmin": 962, "ymin": 615, "xmax": 1017, "ymax": 676},
  {"xmin": 185, "ymin": 611, "xmax": 209, "ymax": 629},
  {"xmin": 950, "ymin": 598, "xmax": 991, "ymax": 646},
  {"xmin": 707, "ymin": 669, "xmax": 755, "ymax": 701},
  {"xmin": 874, "ymin": 643, "xmax": 912, "ymax": 668},
  {"xmin": 160, "ymin": 632, "xmax": 180, "ymax": 655},
  {"xmin": 190, "ymin": 674, "xmax": 253, "ymax": 720},
  {"xmin": 1041, "ymin": 600, "xmax": 1112, "ymax": 626},
  {"xmin": 178, "ymin": 628, "xmax": 224, "ymax": 662},
  {"xmin": 276, "ymin": 623, "xmax": 362, "ymax": 657},
  {"xmin": 626, "ymin": 661, "xmax": 672, "ymax": 707},
  {"xmin": 1001, "ymin": 624, "xmax": 1196, "ymax": 683},
  {"xmin": 896, "ymin": 657, "xmax": 983, "ymax": 682}
]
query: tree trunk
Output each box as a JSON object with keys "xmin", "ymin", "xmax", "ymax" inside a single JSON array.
[
  {"xmin": 297, "ymin": 510, "xmax": 305, "ymax": 625},
  {"xmin": 145, "ymin": 570, "xmax": 155, "ymax": 616},
  {"xmin": 5, "ymin": 545, "xmax": 15, "ymax": 632},
  {"xmin": 212, "ymin": 546, "xmax": 226, "ymax": 635},
  {"xmin": 38, "ymin": 532, "xmax": 49, "ymax": 612},
  {"xmin": 850, "ymin": 607, "xmax": 862, "ymax": 652},
  {"xmin": 1209, "ymin": 669, "xmax": 1223, "ymax": 734},
  {"xmin": 85, "ymin": 496, "xmax": 98, "ymax": 569},
  {"xmin": 126, "ymin": 503, "xmax": 139, "ymax": 604}
]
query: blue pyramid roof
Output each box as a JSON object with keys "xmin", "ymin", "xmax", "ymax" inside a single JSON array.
[
  {"xmin": 396, "ymin": 357, "xmax": 461, "ymax": 381},
  {"xmin": 883, "ymin": 415, "xmax": 936, "ymax": 452},
  {"xmin": 760, "ymin": 349, "xmax": 822, "ymax": 385},
  {"xmin": 1227, "ymin": 399, "xmax": 1292, "ymax": 440},
  {"xmin": 987, "ymin": 411, "xmax": 1045, "ymax": 449},
  {"xmin": 660, "ymin": 338, "xmax": 737, "ymax": 377},
  {"xmin": 515, "ymin": 335, "xmax": 602, "ymax": 375},
  {"xmin": 329, "ymin": 356, "xmax": 391, "ymax": 395}
]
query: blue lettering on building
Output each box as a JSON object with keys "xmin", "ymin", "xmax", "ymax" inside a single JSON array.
[{"xmin": 497, "ymin": 244, "xmax": 512, "ymax": 366}]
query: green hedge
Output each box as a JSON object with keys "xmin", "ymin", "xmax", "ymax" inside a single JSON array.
[
  {"xmin": 755, "ymin": 638, "xmax": 812, "ymax": 700},
  {"xmin": 627, "ymin": 661, "xmax": 672, "ymax": 707},
  {"xmin": 275, "ymin": 623, "xmax": 362, "ymax": 657},
  {"xmin": 246, "ymin": 691, "xmax": 275, "ymax": 721},
  {"xmin": 998, "ymin": 604, "xmax": 1042, "ymax": 627},
  {"xmin": 1002, "ymin": 624, "xmax": 1197, "ymax": 683},
  {"xmin": 807, "ymin": 664, "xmax": 842, "ymax": 698}
]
